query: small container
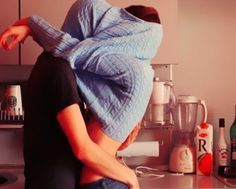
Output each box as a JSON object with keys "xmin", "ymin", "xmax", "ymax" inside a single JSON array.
[{"xmin": 1, "ymin": 85, "xmax": 23, "ymax": 116}]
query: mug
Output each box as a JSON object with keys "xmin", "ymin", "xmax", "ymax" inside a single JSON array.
[
  {"xmin": 1, "ymin": 85, "xmax": 23, "ymax": 115},
  {"xmin": 150, "ymin": 78, "xmax": 173, "ymax": 104}
]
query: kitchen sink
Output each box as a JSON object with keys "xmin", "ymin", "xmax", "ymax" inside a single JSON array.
[
  {"xmin": 0, "ymin": 165, "xmax": 24, "ymax": 189},
  {"xmin": 0, "ymin": 176, "xmax": 7, "ymax": 184},
  {"xmin": 0, "ymin": 173, "xmax": 17, "ymax": 186}
]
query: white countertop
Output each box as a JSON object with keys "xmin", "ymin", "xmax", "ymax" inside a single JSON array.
[
  {"xmin": 138, "ymin": 172, "xmax": 228, "ymax": 189},
  {"xmin": 0, "ymin": 166, "xmax": 233, "ymax": 189}
]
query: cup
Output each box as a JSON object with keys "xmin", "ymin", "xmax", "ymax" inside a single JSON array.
[
  {"xmin": 150, "ymin": 80, "xmax": 170, "ymax": 104},
  {"xmin": 149, "ymin": 78, "xmax": 174, "ymax": 124},
  {"xmin": 1, "ymin": 85, "xmax": 23, "ymax": 116}
]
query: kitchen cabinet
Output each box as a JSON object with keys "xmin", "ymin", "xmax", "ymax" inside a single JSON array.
[
  {"xmin": 21, "ymin": 0, "xmax": 75, "ymax": 65},
  {"xmin": 0, "ymin": 0, "xmax": 19, "ymax": 65}
]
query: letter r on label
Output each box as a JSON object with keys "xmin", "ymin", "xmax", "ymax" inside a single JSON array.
[{"xmin": 199, "ymin": 139, "xmax": 207, "ymax": 152}]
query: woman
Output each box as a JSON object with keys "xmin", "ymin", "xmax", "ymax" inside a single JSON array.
[{"xmin": 0, "ymin": 0, "xmax": 162, "ymax": 188}]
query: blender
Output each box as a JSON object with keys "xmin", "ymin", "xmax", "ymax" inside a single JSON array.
[{"xmin": 169, "ymin": 95, "xmax": 207, "ymax": 173}]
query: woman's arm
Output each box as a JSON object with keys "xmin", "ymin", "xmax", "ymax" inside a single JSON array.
[{"xmin": 57, "ymin": 103, "xmax": 139, "ymax": 189}]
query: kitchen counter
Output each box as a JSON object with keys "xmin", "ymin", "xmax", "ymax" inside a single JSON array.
[
  {"xmin": 0, "ymin": 166, "xmax": 234, "ymax": 189},
  {"xmin": 138, "ymin": 172, "xmax": 229, "ymax": 189}
]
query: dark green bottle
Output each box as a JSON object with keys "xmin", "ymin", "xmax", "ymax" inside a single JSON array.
[{"xmin": 230, "ymin": 105, "xmax": 236, "ymax": 167}]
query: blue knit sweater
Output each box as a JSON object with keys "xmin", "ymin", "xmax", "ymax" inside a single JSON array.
[{"xmin": 28, "ymin": 0, "xmax": 163, "ymax": 141}]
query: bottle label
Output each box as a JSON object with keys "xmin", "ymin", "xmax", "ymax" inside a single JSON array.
[
  {"xmin": 232, "ymin": 139, "xmax": 236, "ymax": 160},
  {"xmin": 219, "ymin": 148, "xmax": 228, "ymax": 166},
  {"xmin": 232, "ymin": 138, "xmax": 236, "ymax": 145},
  {"xmin": 232, "ymin": 152, "xmax": 236, "ymax": 160}
]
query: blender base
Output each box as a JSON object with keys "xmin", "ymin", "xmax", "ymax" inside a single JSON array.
[{"xmin": 169, "ymin": 144, "xmax": 195, "ymax": 173}]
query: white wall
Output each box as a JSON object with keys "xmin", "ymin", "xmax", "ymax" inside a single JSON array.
[{"xmin": 176, "ymin": 0, "xmax": 236, "ymax": 142}]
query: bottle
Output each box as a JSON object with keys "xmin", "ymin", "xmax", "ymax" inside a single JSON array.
[
  {"xmin": 230, "ymin": 105, "xmax": 236, "ymax": 167},
  {"xmin": 196, "ymin": 122, "xmax": 213, "ymax": 176},
  {"xmin": 217, "ymin": 118, "xmax": 228, "ymax": 167}
]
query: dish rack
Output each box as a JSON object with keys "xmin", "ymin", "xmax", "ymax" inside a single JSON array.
[{"xmin": 0, "ymin": 108, "xmax": 24, "ymax": 128}]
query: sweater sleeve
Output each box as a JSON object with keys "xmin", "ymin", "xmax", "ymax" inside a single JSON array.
[
  {"xmin": 29, "ymin": 14, "xmax": 163, "ymax": 69},
  {"xmin": 29, "ymin": 16, "xmax": 80, "ymax": 59}
]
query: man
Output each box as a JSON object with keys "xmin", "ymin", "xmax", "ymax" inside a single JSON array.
[{"xmin": 23, "ymin": 52, "xmax": 136, "ymax": 189}]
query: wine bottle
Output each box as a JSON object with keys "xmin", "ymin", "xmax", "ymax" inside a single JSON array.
[
  {"xmin": 217, "ymin": 118, "xmax": 228, "ymax": 167},
  {"xmin": 230, "ymin": 105, "xmax": 236, "ymax": 167}
]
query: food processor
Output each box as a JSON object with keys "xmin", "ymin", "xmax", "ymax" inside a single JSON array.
[{"xmin": 169, "ymin": 95, "xmax": 207, "ymax": 173}]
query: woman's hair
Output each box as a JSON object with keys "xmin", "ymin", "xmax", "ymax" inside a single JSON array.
[{"xmin": 125, "ymin": 5, "xmax": 161, "ymax": 24}]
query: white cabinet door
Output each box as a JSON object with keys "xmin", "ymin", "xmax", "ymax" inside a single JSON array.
[
  {"xmin": 21, "ymin": 0, "xmax": 75, "ymax": 65},
  {"xmin": 0, "ymin": 0, "xmax": 19, "ymax": 65}
]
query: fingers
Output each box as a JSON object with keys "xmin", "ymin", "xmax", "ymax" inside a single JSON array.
[
  {"xmin": 0, "ymin": 30, "xmax": 9, "ymax": 50},
  {"xmin": 0, "ymin": 28, "xmax": 17, "ymax": 50},
  {"xmin": 4, "ymin": 36, "xmax": 20, "ymax": 51},
  {"xmin": 0, "ymin": 25, "xmax": 29, "ymax": 50}
]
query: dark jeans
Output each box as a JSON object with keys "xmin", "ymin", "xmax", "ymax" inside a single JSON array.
[{"xmin": 80, "ymin": 178, "xmax": 129, "ymax": 189}]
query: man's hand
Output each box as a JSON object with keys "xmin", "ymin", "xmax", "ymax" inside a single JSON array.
[
  {"xmin": 0, "ymin": 17, "xmax": 31, "ymax": 50},
  {"xmin": 129, "ymin": 171, "xmax": 140, "ymax": 189}
]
